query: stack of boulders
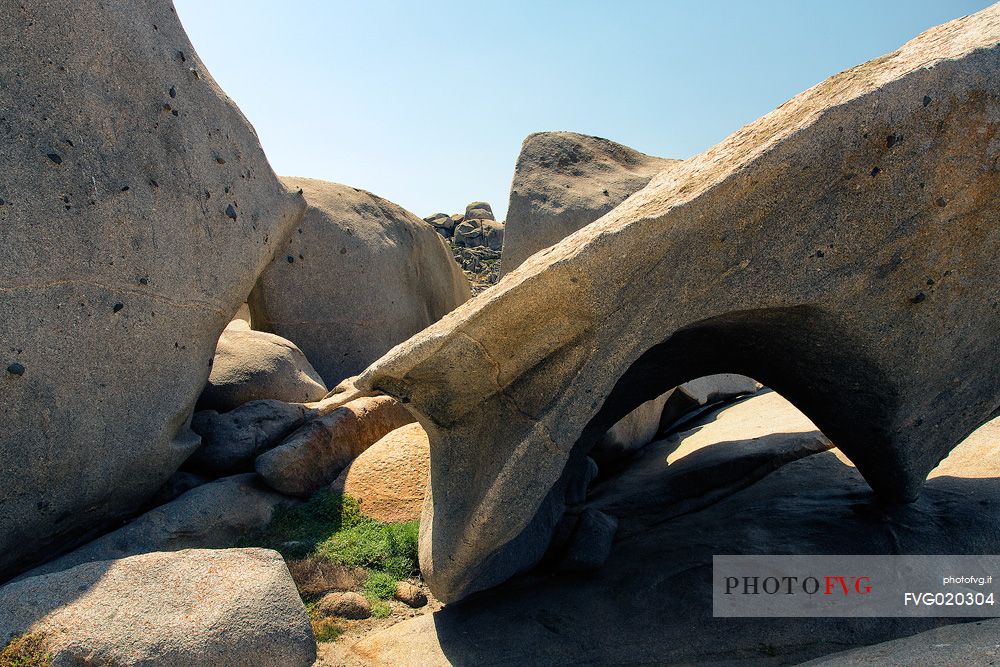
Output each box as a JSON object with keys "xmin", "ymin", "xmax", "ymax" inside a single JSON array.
[
  {"xmin": 0, "ymin": 3, "xmax": 469, "ymax": 663},
  {"xmin": 3, "ymin": 2, "xmax": 1000, "ymax": 665},
  {"xmin": 424, "ymin": 202, "xmax": 504, "ymax": 292}
]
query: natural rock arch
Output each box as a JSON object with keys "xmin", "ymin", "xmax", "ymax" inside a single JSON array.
[
  {"xmin": 578, "ymin": 306, "xmax": 900, "ymax": 495},
  {"xmin": 347, "ymin": 7, "xmax": 1000, "ymax": 603}
]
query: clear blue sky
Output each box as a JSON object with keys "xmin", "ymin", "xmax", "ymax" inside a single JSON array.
[{"xmin": 174, "ymin": 0, "xmax": 993, "ymax": 220}]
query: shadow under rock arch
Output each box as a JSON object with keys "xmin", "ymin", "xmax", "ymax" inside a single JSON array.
[{"xmin": 576, "ymin": 305, "xmax": 904, "ymax": 500}]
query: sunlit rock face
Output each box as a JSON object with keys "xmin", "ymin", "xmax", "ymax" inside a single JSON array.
[
  {"xmin": 249, "ymin": 176, "xmax": 471, "ymax": 387},
  {"xmin": 501, "ymin": 131, "xmax": 678, "ymax": 276},
  {"xmin": 0, "ymin": 0, "xmax": 304, "ymax": 579}
]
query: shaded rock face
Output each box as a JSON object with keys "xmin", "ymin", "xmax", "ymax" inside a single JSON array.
[
  {"xmin": 198, "ymin": 328, "xmax": 327, "ymax": 412},
  {"xmin": 326, "ymin": 397, "xmax": 1000, "ymax": 667},
  {"xmin": 189, "ymin": 399, "xmax": 313, "ymax": 476},
  {"xmin": 0, "ymin": 0, "xmax": 305, "ymax": 580},
  {"xmin": 802, "ymin": 620, "xmax": 1000, "ymax": 666},
  {"xmin": 249, "ymin": 177, "xmax": 471, "ymax": 386},
  {"xmin": 0, "ymin": 549, "xmax": 316, "ymax": 667},
  {"xmin": 331, "ymin": 422, "xmax": 430, "ymax": 523},
  {"xmin": 594, "ymin": 373, "xmax": 760, "ymax": 465},
  {"xmin": 20, "ymin": 473, "xmax": 297, "ymax": 579},
  {"xmin": 423, "ymin": 212, "xmax": 455, "ymax": 237},
  {"xmin": 501, "ymin": 131, "xmax": 678, "ymax": 275},
  {"xmin": 143, "ymin": 470, "xmax": 208, "ymax": 509},
  {"xmin": 353, "ymin": 7, "xmax": 1000, "ymax": 603}
]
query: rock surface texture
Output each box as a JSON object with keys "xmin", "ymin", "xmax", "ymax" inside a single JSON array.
[
  {"xmin": 501, "ymin": 131, "xmax": 677, "ymax": 274},
  {"xmin": 331, "ymin": 422, "xmax": 430, "ymax": 523},
  {"xmin": 189, "ymin": 399, "xmax": 313, "ymax": 475},
  {"xmin": 350, "ymin": 7, "xmax": 1000, "ymax": 603},
  {"xmin": 198, "ymin": 328, "xmax": 327, "ymax": 411},
  {"xmin": 316, "ymin": 591, "xmax": 372, "ymax": 620},
  {"xmin": 257, "ymin": 396, "xmax": 416, "ymax": 497},
  {"xmin": 249, "ymin": 177, "xmax": 470, "ymax": 386},
  {"xmin": 20, "ymin": 474, "xmax": 297, "ymax": 579},
  {"xmin": 0, "ymin": 0, "xmax": 305, "ymax": 580},
  {"xmin": 0, "ymin": 549, "xmax": 316, "ymax": 667}
]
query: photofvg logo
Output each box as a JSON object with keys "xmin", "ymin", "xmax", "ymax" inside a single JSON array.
[
  {"xmin": 723, "ymin": 573, "xmax": 872, "ymax": 596},
  {"xmin": 713, "ymin": 555, "xmax": 1000, "ymax": 617}
]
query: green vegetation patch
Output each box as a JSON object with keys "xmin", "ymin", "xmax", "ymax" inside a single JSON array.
[
  {"xmin": 363, "ymin": 571, "xmax": 399, "ymax": 601},
  {"xmin": 317, "ymin": 520, "xmax": 418, "ymax": 580},
  {"xmin": 246, "ymin": 490, "xmax": 419, "ymax": 607},
  {"xmin": 0, "ymin": 633, "xmax": 52, "ymax": 667},
  {"xmin": 245, "ymin": 490, "xmax": 366, "ymax": 559}
]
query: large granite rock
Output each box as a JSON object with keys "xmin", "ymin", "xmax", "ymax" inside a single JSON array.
[
  {"xmin": 0, "ymin": 0, "xmax": 305, "ymax": 580},
  {"xmin": 20, "ymin": 474, "xmax": 297, "ymax": 579},
  {"xmin": 198, "ymin": 327, "xmax": 327, "ymax": 411},
  {"xmin": 331, "ymin": 422, "xmax": 430, "ymax": 523},
  {"xmin": 325, "ymin": 395, "xmax": 1000, "ymax": 666},
  {"xmin": 454, "ymin": 218, "xmax": 504, "ymax": 251},
  {"xmin": 248, "ymin": 177, "xmax": 471, "ymax": 386},
  {"xmin": 501, "ymin": 131, "xmax": 677, "ymax": 275},
  {"xmin": 347, "ymin": 7, "xmax": 1000, "ymax": 602},
  {"xmin": 0, "ymin": 549, "xmax": 316, "ymax": 667},
  {"xmin": 256, "ymin": 395, "xmax": 416, "ymax": 497},
  {"xmin": 465, "ymin": 201, "xmax": 495, "ymax": 221},
  {"xmin": 499, "ymin": 131, "xmax": 715, "ymax": 460}
]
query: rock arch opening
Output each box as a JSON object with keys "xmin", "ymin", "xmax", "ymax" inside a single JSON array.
[{"xmin": 577, "ymin": 305, "xmax": 903, "ymax": 499}]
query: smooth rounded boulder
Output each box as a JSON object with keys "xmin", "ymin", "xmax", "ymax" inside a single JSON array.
[
  {"xmin": 256, "ymin": 395, "xmax": 416, "ymax": 497},
  {"xmin": 465, "ymin": 201, "xmax": 495, "ymax": 221},
  {"xmin": 248, "ymin": 177, "xmax": 471, "ymax": 386},
  {"xmin": 20, "ymin": 474, "xmax": 298, "ymax": 579},
  {"xmin": 331, "ymin": 422, "xmax": 430, "ymax": 523},
  {"xmin": 501, "ymin": 131, "xmax": 677, "ymax": 275},
  {"xmin": 0, "ymin": 0, "xmax": 305, "ymax": 580},
  {"xmin": 0, "ymin": 549, "xmax": 316, "ymax": 667},
  {"xmin": 198, "ymin": 328, "xmax": 327, "ymax": 412}
]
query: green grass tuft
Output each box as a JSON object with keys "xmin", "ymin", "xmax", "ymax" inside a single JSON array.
[
  {"xmin": 316, "ymin": 520, "xmax": 418, "ymax": 579},
  {"xmin": 242, "ymin": 491, "xmax": 366, "ymax": 559},
  {"xmin": 363, "ymin": 571, "xmax": 399, "ymax": 600},
  {"xmin": 370, "ymin": 600, "xmax": 392, "ymax": 618},
  {"xmin": 0, "ymin": 633, "xmax": 52, "ymax": 667}
]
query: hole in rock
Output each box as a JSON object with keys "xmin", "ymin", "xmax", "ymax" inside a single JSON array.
[{"xmin": 576, "ymin": 305, "xmax": 897, "ymax": 493}]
